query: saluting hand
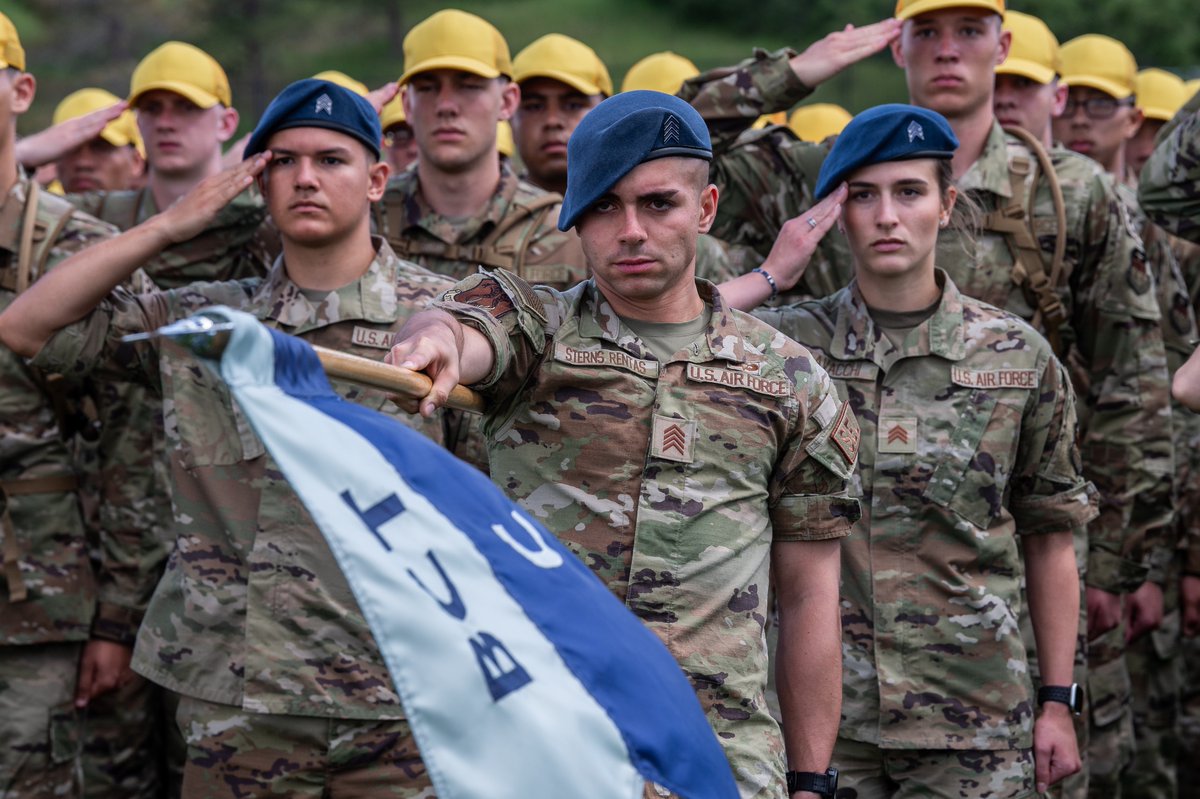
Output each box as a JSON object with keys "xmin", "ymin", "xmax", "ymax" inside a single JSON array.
[
  {"xmin": 366, "ymin": 82, "xmax": 400, "ymax": 115},
  {"xmin": 763, "ymin": 183, "xmax": 847, "ymax": 293},
  {"xmin": 15, "ymin": 101, "xmax": 129, "ymax": 169},
  {"xmin": 153, "ymin": 152, "xmax": 271, "ymax": 246},
  {"xmin": 789, "ymin": 18, "xmax": 904, "ymax": 88}
]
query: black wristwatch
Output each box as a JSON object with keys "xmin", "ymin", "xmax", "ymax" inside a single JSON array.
[
  {"xmin": 1037, "ymin": 683, "xmax": 1083, "ymax": 715},
  {"xmin": 786, "ymin": 767, "xmax": 838, "ymax": 797}
]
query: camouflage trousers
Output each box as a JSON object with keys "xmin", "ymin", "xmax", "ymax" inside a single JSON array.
[
  {"xmin": 0, "ymin": 642, "xmax": 84, "ymax": 799},
  {"xmin": 82, "ymin": 675, "xmax": 183, "ymax": 799},
  {"xmin": 1119, "ymin": 580, "xmax": 1182, "ymax": 799},
  {"xmin": 175, "ymin": 695, "xmax": 434, "ymax": 798},
  {"xmin": 1085, "ymin": 622, "xmax": 1135, "ymax": 798},
  {"xmin": 1178, "ymin": 633, "xmax": 1200, "ymax": 791},
  {"xmin": 831, "ymin": 737, "xmax": 1036, "ymax": 799}
]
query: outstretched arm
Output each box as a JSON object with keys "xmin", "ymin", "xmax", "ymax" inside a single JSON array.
[
  {"xmin": 0, "ymin": 154, "xmax": 269, "ymax": 356},
  {"xmin": 387, "ymin": 310, "xmax": 496, "ymax": 417},
  {"xmin": 15, "ymin": 101, "xmax": 128, "ymax": 169}
]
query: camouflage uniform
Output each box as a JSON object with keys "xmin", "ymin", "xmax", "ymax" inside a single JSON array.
[
  {"xmin": 431, "ymin": 269, "xmax": 860, "ymax": 799},
  {"xmin": 30, "ymin": 239, "xmax": 451, "ymax": 795},
  {"xmin": 680, "ymin": 50, "xmax": 1173, "ymax": 795},
  {"xmin": 0, "ymin": 179, "xmax": 150, "ymax": 797},
  {"xmin": 67, "ymin": 185, "xmax": 278, "ymax": 799},
  {"xmin": 1115, "ymin": 181, "xmax": 1195, "ymax": 799},
  {"xmin": 1138, "ymin": 89, "xmax": 1200, "ymax": 244},
  {"xmin": 756, "ymin": 273, "xmax": 1096, "ymax": 797}
]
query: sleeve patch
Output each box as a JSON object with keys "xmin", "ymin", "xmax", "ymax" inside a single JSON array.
[
  {"xmin": 447, "ymin": 277, "xmax": 516, "ymax": 320},
  {"xmin": 830, "ymin": 401, "xmax": 860, "ymax": 465}
]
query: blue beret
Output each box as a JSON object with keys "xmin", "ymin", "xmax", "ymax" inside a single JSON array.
[
  {"xmin": 245, "ymin": 78, "xmax": 381, "ymax": 160},
  {"xmin": 814, "ymin": 104, "xmax": 958, "ymax": 199},
  {"xmin": 558, "ymin": 90, "xmax": 712, "ymax": 231}
]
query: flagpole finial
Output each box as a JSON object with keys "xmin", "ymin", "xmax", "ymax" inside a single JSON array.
[{"xmin": 121, "ymin": 313, "xmax": 234, "ymax": 359}]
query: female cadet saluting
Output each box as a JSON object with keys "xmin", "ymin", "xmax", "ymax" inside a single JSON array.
[{"xmin": 755, "ymin": 105, "xmax": 1094, "ymax": 799}]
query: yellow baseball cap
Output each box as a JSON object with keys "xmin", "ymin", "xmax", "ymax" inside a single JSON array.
[
  {"xmin": 1059, "ymin": 35, "xmax": 1137, "ymax": 100},
  {"xmin": 53, "ymin": 88, "xmax": 145, "ymax": 156},
  {"xmin": 513, "ymin": 34, "xmax": 612, "ymax": 97},
  {"xmin": 129, "ymin": 41, "xmax": 232, "ymax": 108},
  {"xmin": 379, "ymin": 93, "xmax": 407, "ymax": 131},
  {"xmin": 1135, "ymin": 69, "xmax": 1187, "ymax": 122},
  {"xmin": 620, "ymin": 51, "xmax": 699, "ymax": 95},
  {"xmin": 751, "ymin": 111, "xmax": 787, "ymax": 130},
  {"xmin": 1186, "ymin": 79, "xmax": 1200, "ymax": 100},
  {"xmin": 0, "ymin": 12, "xmax": 24, "ymax": 71},
  {"xmin": 788, "ymin": 103, "xmax": 853, "ymax": 142},
  {"xmin": 996, "ymin": 10, "xmax": 1060, "ymax": 84},
  {"xmin": 313, "ymin": 70, "xmax": 369, "ymax": 97},
  {"xmin": 399, "ymin": 9, "xmax": 512, "ymax": 86},
  {"xmin": 895, "ymin": 0, "xmax": 1003, "ymax": 22},
  {"xmin": 497, "ymin": 120, "xmax": 514, "ymax": 157}
]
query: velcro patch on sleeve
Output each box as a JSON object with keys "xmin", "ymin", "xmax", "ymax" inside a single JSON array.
[
  {"xmin": 446, "ymin": 276, "xmax": 517, "ymax": 319},
  {"xmin": 830, "ymin": 401, "xmax": 860, "ymax": 465}
]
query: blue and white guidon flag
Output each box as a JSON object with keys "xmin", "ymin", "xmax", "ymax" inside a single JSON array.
[{"xmin": 198, "ymin": 308, "xmax": 738, "ymax": 799}]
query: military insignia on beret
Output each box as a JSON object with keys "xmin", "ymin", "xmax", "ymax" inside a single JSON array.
[
  {"xmin": 907, "ymin": 120, "xmax": 924, "ymax": 143},
  {"xmin": 662, "ymin": 114, "xmax": 680, "ymax": 145},
  {"xmin": 315, "ymin": 93, "xmax": 333, "ymax": 115}
]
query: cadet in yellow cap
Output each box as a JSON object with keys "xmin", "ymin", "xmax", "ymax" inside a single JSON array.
[
  {"xmin": 373, "ymin": 9, "xmax": 589, "ymax": 471},
  {"xmin": 1053, "ymin": 35, "xmax": 1142, "ymax": 175},
  {"xmin": 51, "ymin": 89, "xmax": 145, "ymax": 194},
  {"xmin": 1056, "ymin": 34, "xmax": 1196, "ymax": 799},
  {"xmin": 312, "ymin": 69, "xmax": 369, "ymax": 96},
  {"xmin": 1186, "ymin": 79, "xmax": 1200, "ymax": 101},
  {"xmin": 1127, "ymin": 69, "xmax": 1188, "ymax": 175},
  {"xmin": 679, "ymin": 6, "xmax": 1176, "ymax": 798},
  {"xmin": 786, "ymin": 103, "xmax": 852, "ymax": 142},
  {"xmin": 511, "ymin": 33, "xmax": 611, "ymax": 195},
  {"xmin": 379, "ymin": 93, "xmax": 418, "ymax": 173},
  {"xmin": 0, "ymin": 13, "xmax": 160, "ymax": 799},
  {"xmin": 620, "ymin": 51, "xmax": 699, "ymax": 94},
  {"xmin": 992, "ymin": 10, "xmax": 1066, "ymax": 147}
]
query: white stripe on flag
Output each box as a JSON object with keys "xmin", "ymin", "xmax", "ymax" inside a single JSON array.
[{"xmin": 216, "ymin": 316, "xmax": 643, "ymax": 799}]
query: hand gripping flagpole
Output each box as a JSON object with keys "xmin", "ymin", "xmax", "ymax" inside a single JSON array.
[{"xmin": 123, "ymin": 313, "xmax": 485, "ymax": 413}]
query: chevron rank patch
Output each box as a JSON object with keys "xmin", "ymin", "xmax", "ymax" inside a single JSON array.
[
  {"xmin": 879, "ymin": 416, "xmax": 917, "ymax": 454},
  {"xmin": 651, "ymin": 414, "xmax": 696, "ymax": 464}
]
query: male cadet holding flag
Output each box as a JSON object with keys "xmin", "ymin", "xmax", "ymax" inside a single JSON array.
[
  {"xmin": 0, "ymin": 13, "xmax": 159, "ymax": 798},
  {"xmin": 1053, "ymin": 35, "xmax": 1197, "ymax": 799},
  {"xmin": 388, "ymin": 91, "xmax": 861, "ymax": 799},
  {"xmin": 0, "ymin": 79, "xmax": 455, "ymax": 796},
  {"xmin": 678, "ymin": 2, "xmax": 1174, "ymax": 785}
]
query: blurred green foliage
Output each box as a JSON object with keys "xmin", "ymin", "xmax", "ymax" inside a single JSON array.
[{"xmin": 11, "ymin": 0, "xmax": 1198, "ymax": 135}]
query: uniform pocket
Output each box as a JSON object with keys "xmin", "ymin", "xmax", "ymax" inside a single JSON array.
[{"xmin": 1087, "ymin": 625, "xmax": 1133, "ymax": 728}]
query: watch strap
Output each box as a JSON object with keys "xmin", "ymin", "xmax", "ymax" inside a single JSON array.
[
  {"xmin": 1037, "ymin": 684, "xmax": 1082, "ymax": 714},
  {"xmin": 786, "ymin": 768, "xmax": 838, "ymax": 796}
]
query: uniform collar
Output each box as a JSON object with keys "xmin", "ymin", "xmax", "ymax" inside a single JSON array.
[
  {"xmin": 577, "ymin": 278, "xmax": 749, "ymax": 364},
  {"xmin": 392, "ymin": 160, "xmax": 520, "ymax": 244},
  {"xmin": 829, "ymin": 269, "xmax": 967, "ymax": 369},
  {"xmin": 252, "ymin": 236, "xmax": 401, "ymax": 333},
  {"xmin": 954, "ymin": 120, "xmax": 1014, "ymax": 199}
]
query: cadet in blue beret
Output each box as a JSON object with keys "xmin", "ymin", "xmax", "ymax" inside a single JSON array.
[
  {"xmin": 753, "ymin": 103, "xmax": 1088, "ymax": 799},
  {"xmin": 0, "ymin": 79, "xmax": 460, "ymax": 795},
  {"xmin": 389, "ymin": 88, "xmax": 859, "ymax": 799}
]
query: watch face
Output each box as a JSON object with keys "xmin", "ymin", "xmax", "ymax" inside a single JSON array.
[{"xmin": 1069, "ymin": 683, "xmax": 1084, "ymax": 715}]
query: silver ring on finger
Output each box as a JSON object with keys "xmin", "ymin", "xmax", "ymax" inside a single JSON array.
[{"xmin": 807, "ymin": 217, "xmax": 818, "ymax": 229}]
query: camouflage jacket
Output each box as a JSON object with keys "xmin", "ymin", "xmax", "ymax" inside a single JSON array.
[
  {"xmin": 435, "ymin": 270, "xmax": 860, "ymax": 798},
  {"xmin": 0, "ymin": 179, "xmax": 157, "ymax": 645},
  {"xmin": 1119, "ymin": 180, "xmax": 1198, "ymax": 584},
  {"xmin": 68, "ymin": 186, "xmax": 279, "ymax": 287},
  {"xmin": 1138, "ymin": 88, "xmax": 1200, "ymax": 244},
  {"xmin": 756, "ymin": 273, "xmax": 1097, "ymax": 749},
  {"xmin": 32, "ymin": 239, "xmax": 452, "ymax": 718},
  {"xmin": 682, "ymin": 49, "xmax": 1172, "ymax": 594},
  {"xmin": 373, "ymin": 161, "xmax": 588, "ymax": 291}
]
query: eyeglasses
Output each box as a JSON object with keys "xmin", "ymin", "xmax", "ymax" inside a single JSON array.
[
  {"xmin": 384, "ymin": 127, "xmax": 415, "ymax": 147},
  {"xmin": 1061, "ymin": 96, "xmax": 1134, "ymax": 120}
]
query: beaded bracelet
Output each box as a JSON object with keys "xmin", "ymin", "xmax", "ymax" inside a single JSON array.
[{"xmin": 752, "ymin": 267, "xmax": 778, "ymax": 300}]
